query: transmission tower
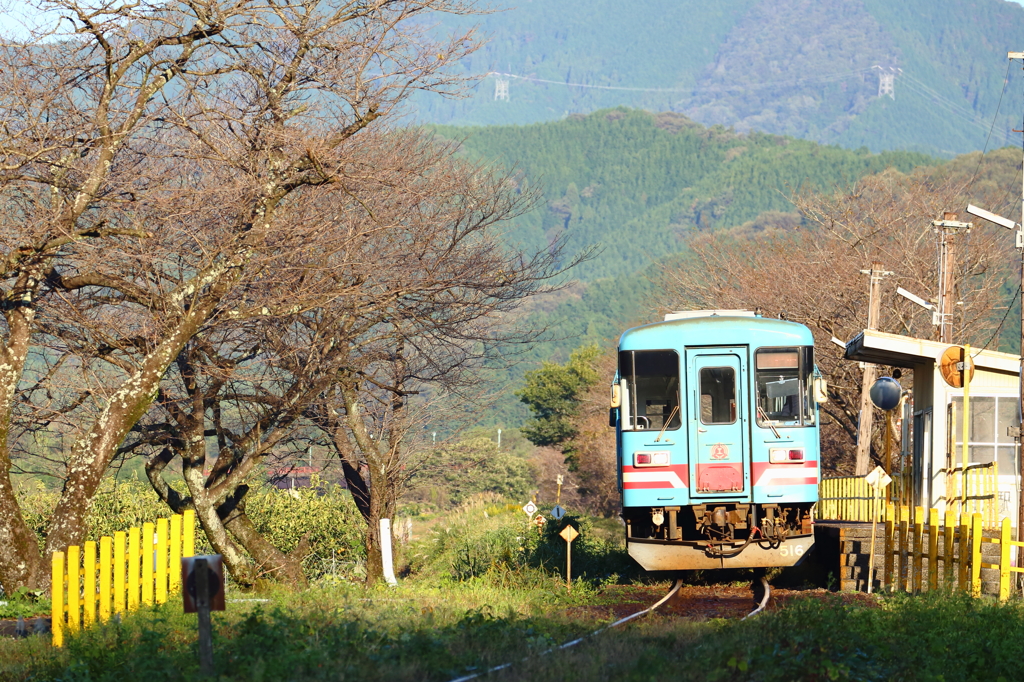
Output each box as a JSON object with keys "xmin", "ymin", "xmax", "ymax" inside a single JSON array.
[
  {"xmin": 873, "ymin": 66, "xmax": 899, "ymax": 100},
  {"xmin": 494, "ymin": 78, "xmax": 509, "ymax": 101}
]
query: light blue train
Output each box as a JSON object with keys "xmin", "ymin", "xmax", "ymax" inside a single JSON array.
[{"xmin": 613, "ymin": 310, "xmax": 826, "ymax": 571}]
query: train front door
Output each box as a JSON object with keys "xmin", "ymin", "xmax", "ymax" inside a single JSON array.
[{"xmin": 686, "ymin": 349, "xmax": 750, "ymax": 499}]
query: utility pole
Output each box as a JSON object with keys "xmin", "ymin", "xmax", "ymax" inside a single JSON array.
[
  {"xmin": 931, "ymin": 212, "xmax": 971, "ymax": 344},
  {"xmin": 856, "ymin": 262, "xmax": 891, "ymax": 475}
]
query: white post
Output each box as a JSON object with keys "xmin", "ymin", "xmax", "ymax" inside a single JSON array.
[{"xmin": 380, "ymin": 518, "xmax": 398, "ymax": 586}]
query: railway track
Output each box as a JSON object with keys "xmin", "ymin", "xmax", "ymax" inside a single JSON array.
[{"xmin": 447, "ymin": 578, "xmax": 772, "ymax": 682}]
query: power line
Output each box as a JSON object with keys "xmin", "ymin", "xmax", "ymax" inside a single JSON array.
[
  {"xmin": 965, "ymin": 59, "xmax": 1014, "ymax": 195},
  {"xmin": 976, "ymin": 285, "xmax": 1021, "ymax": 354},
  {"xmin": 899, "ymin": 76, "xmax": 1016, "ymax": 145},
  {"xmin": 901, "ymin": 74, "xmax": 1018, "ymax": 146},
  {"xmin": 486, "ymin": 68, "xmax": 876, "ymax": 96}
]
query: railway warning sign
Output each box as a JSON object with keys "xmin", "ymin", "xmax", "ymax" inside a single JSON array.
[
  {"xmin": 551, "ymin": 504, "xmax": 566, "ymax": 520},
  {"xmin": 710, "ymin": 443, "xmax": 729, "ymax": 460},
  {"xmin": 559, "ymin": 525, "xmax": 579, "ymax": 543},
  {"xmin": 522, "ymin": 501, "xmax": 537, "ymax": 516},
  {"xmin": 865, "ymin": 466, "xmax": 892, "ymax": 491}
]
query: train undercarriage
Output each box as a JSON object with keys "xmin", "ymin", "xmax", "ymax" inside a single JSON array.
[{"xmin": 623, "ymin": 502, "xmax": 816, "ymax": 571}]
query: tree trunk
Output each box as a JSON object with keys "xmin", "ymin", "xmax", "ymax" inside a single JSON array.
[
  {"xmin": 221, "ymin": 501, "xmax": 309, "ymax": 588},
  {"xmin": 0, "ymin": 473, "xmax": 45, "ymax": 594},
  {"xmin": 0, "ymin": 271, "xmax": 47, "ymax": 592},
  {"xmin": 363, "ymin": 459, "xmax": 397, "ymax": 585}
]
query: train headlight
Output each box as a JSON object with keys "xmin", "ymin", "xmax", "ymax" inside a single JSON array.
[
  {"xmin": 634, "ymin": 450, "xmax": 670, "ymax": 467},
  {"xmin": 769, "ymin": 447, "xmax": 805, "ymax": 463}
]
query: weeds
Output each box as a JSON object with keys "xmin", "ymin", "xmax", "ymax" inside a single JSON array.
[{"xmin": 4, "ymin": 583, "xmax": 1024, "ymax": 681}]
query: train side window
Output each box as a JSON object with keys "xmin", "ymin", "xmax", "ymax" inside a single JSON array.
[
  {"xmin": 618, "ymin": 349, "xmax": 680, "ymax": 431},
  {"xmin": 699, "ymin": 367, "xmax": 736, "ymax": 424}
]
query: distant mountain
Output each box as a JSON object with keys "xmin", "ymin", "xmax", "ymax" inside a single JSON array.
[{"xmin": 414, "ymin": 0, "xmax": 1024, "ymax": 157}]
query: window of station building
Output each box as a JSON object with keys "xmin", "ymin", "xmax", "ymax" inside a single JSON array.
[
  {"xmin": 755, "ymin": 347, "xmax": 815, "ymax": 427},
  {"xmin": 951, "ymin": 395, "xmax": 1020, "ymax": 474},
  {"xmin": 618, "ymin": 349, "xmax": 680, "ymax": 431},
  {"xmin": 699, "ymin": 367, "xmax": 736, "ymax": 424}
]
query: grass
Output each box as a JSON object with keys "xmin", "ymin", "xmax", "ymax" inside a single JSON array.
[
  {"xmin": 4, "ymin": 582, "xmax": 1024, "ymax": 681},
  {"xmin": 0, "ymin": 578, "xmax": 623, "ymax": 682},
  {"xmin": 5, "ymin": 500, "xmax": 1024, "ymax": 680}
]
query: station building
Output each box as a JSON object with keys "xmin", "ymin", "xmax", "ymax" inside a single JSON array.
[{"xmin": 844, "ymin": 329, "xmax": 1021, "ymax": 525}]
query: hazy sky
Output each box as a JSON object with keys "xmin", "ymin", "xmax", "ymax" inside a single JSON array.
[{"xmin": 3, "ymin": 0, "xmax": 1024, "ymax": 38}]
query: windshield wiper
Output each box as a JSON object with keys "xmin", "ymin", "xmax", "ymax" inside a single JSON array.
[
  {"xmin": 654, "ymin": 405, "xmax": 680, "ymax": 442},
  {"xmin": 756, "ymin": 405, "xmax": 782, "ymax": 439}
]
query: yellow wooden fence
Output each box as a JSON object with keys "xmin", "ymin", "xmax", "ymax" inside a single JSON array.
[
  {"xmin": 880, "ymin": 503, "xmax": 1024, "ymax": 600},
  {"xmin": 818, "ymin": 476, "xmax": 882, "ymax": 522},
  {"xmin": 51, "ymin": 510, "xmax": 196, "ymax": 647},
  {"xmin": 945, "ymin": 462, "xmax": 999, "ymax": 527},
  {"xmin": 819, "ymin": 468, "xmax": 999, "ymax": 529}
]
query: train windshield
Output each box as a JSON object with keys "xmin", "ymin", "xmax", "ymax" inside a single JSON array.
[
  {"xmin": 755, "ymin": 347, "xmax": 814, "ymax": 427},
  {"xmin": 619, "ymin": 349, "xmax": 681, "ymax": 431}
]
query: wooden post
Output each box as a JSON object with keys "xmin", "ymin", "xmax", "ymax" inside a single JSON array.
[
  {"xmin": 959, "ymin": 514, "xmax": 969, "ymax": 591},
  {"xmin": 142, "ymin": 522, "xmax": 155, "ymax": 605},
  {"xmin": 999, "ymin": 516, "xmax": 1012, "ymax": 601},
  {"xmin": 856, "ymin": 262, "xmax": 885, "ymax": 475},
  {"xmin": 194, "ymin": 558, "xmax": 215, "ymax": 676},
  {"xmin": 83, "ymin": 541, "xmax": 96, "ymax": 627},
  {"xmin": 170, "ymin": 514, "xmax": 183, "ymax": 594},
  {"xmin": 884, "ymin": 503, "xmax": 895, "ymax": 590},
  {"xmin": 128, "ymin": 527, "xmax": 140, "ymax": 611},
  {"xmin": 913, "ymin": 506, "xmax": 924, "ymax": 593},
  {"xmin": 944, "ymin": 509, "xmax": 956, "ymax": 587},
  {"xmin": 99, "ymin": 536, "xmax": 112, "ymax": 622},
  {"xmin": 183, "ymin": 510, "xmax": 196, "ymax": 558},
  {"xmin": 938, "ymin": 224, "xmax": 957, "ymax": 344},
  {"xmin": 113, "ymin": 532, "xmax": 126, "ymax": 615},
  {"xmin": 868, "ymin": 487, "xmax": 879, "ymax": 593},
  {"xmin": 156, "ymin": 518, "xmax": 169, "ymax": 604},
  {"xmin": 898, "ymin": 506, "xmax": 909, "ymax": 592},
  {"xmin": 970, "ymin": 512, "xmax": 983, "ymax": 597},
  {"xmin": 67, "ymin": 544, "xmax": 80, "ymax": 633},
  {"xmin": 885, "ymin": 412, "xmax": 893, "ymax": 503},
  {"xmin": 51, "ymin": 552, "xmax": 64, "ymax": 648},
  {"xmin": 928, "ymin": 508, "xmax": 939, "ymax": 591}
]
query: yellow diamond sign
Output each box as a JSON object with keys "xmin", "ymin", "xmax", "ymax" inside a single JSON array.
[{"xmin": 559, "ymin": 525, "xmax": 579, "ymax": 543}]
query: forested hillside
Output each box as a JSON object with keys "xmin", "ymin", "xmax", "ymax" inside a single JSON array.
[
  {"xmin": 415, "ymin": 0, "xmax": 1024, "ymax": 157},
  {"xmin": 437, "ymin": 109, "xmax": 936, "ymax": 282}
]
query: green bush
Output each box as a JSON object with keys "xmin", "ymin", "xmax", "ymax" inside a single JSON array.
[
  {"xmin": 412, "ymin": 495, "xmax": 638, "ymax": 586},
  {"xmin": 243, "ymin": 476, "xmax": 366, "ymax": 580},
  {"xmin": 406, "ymin": 434, "xmax": 536, "ymax": 510},
  {"xmin": 17, "ymin": 478, "xmax": 176, "ymax": 549},
  {"xmin": 14, "ymin": 476, "xmax": 365, "ymax": 584}
]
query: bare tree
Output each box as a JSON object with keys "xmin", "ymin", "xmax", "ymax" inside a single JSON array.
[
  {"xmin": 0, "ymin": 0, "xmax": 488, "ymax": 593},
  {"xmin": 660, "ymin": 162, "xmax": 1017, "ymax": 474},
  {"xmin": 126, "ymin": 133, "xmax": 580, "ymax": 585}
]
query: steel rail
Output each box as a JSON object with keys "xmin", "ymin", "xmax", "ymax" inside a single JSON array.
[{"xmin": 446, "ymin": 579, "xmax": 685, "ymax": 682}]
